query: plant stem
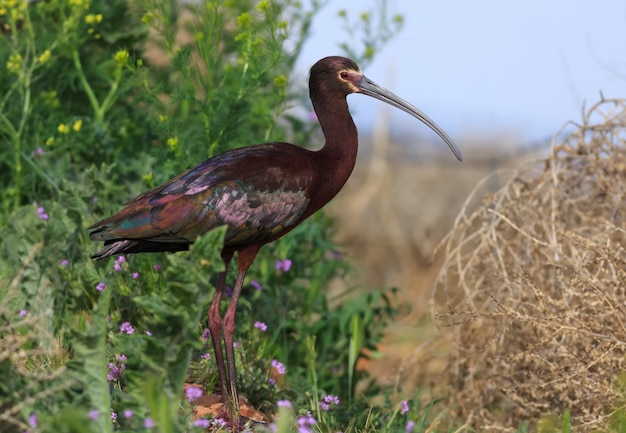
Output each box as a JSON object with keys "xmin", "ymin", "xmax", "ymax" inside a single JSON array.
[{"xmin": 72, "ymin": 49, "xmax": 103, "ymax": 125}]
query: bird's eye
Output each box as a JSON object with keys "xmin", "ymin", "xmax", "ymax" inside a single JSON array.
[{"xmin": 340, "ymin": 71, "xmax": 349, "ymax": 79}]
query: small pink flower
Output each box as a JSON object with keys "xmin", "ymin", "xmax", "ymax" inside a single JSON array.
[
  {"xmin": 271, "ymin": 359, "xmax": 286, "ymax": 375},
  {"xmin": 120, "ymin": 321, "xmax": 134, "ymax": 335},
  {"xmin": 401, "ymin": 400, "xmax": 409, "ymax": 414},
  {"xmin": 277, "ymin": 400, "xmax": 292, "ymax": 409},
  {"xmin": 96, "ymin": 282, "xmax": 106, "ymax": 292},
  {"xmin": 28, "ymin": 413, "xmax": 38, "ymax": 427},
  {"xmin": 275, "ymin": 258, "xmax": 292, "ymax": 272},
  {"xmin": 193, "ymin": 419, "xmax": 210, "ymax": 428},
  {"xmin": 19, "ymin": 309, "xmax": 27, "ymax": 318},
  {"xmin": 254, "ymin": 321, "xmax": 267, "ymax": 332},
  {"xmin": 37, "ymin": 206, "xmax": 49, "ymax": 220},
  {"xmin": 30, "ymin": 147, "xmax": 44, "ymax": 157},
  {"xmin": 132, "ymin": 272, "xmax": 139, "ymax": 279},
  {"xmin": 185, "ymin": 386, "xmax": 203, "ymax": 402},
  {"xmin": 60, "ymin": 259, "xmax": 69, "ymax": 267}
]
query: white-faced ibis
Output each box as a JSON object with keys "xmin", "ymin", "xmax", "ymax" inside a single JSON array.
[{"xmin": 89, "ymin": 56, "xmax": 462, "ymax": 427}]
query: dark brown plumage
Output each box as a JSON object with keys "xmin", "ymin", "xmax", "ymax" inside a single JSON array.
[{"xmin": 89, "ymin": 56, "xmax": 462, "ymax": 427}]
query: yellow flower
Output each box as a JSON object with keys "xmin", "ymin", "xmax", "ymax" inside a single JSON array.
[
  {"xmin": 58, "ymin": 123, "xmax": 70, "ymax": 134},
  {"xmin": 158, "ymin": 115, "xmax": 167, "ymax": 123},
  {"xmin": 142, "ymin": 171, "xmax": 154, "ymax": 186},
  {"xmin": 167, "ymin": 136, "xmax": 178, "ymax": 152},
  {"xmin": 85, "ymin": 13, "xmax": 102, "ymax": 24},
  {"xmin": 45, "ymin": 137, "xmax": 55, "ymax": 146},
  {"xmin": 114, "ymin": 49, "xmax": 129, "ymax": 67},
  {"xmin": 72, "ymin": 119, "xmax": 82, "ymax": 132},
  {"xmin": 38, "ymin": 49, "xmax": 51, "ymax": 64},
  {"xmin": 256, "ymin": 0, "xmax": 269, "ymax": 12},
  {"xmin": 273, "ymin": 74, "xmax": 287, "ymax": 88},
  {"xmin": 0, "ymin": 7, "xmax": 6, "ymax": 16},
  {"xmin": 236, "ymin": 12, "xmax": 251, "ymax": 27},
  {"xmin": 6, "ymin": 53, "xmax": 21, "ymax": 74}
]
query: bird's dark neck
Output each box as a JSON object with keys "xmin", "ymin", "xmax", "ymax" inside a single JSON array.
[{"xmin": 311, "ymin": 91, "xmax": 358, "ymax": 199}]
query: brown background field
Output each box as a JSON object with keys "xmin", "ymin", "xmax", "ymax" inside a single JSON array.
[{"xmin": 327, "ymin": 100, "xmax": 626, "ymax": 431}]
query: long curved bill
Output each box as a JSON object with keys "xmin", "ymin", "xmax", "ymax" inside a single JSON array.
[{"xmin": 357, "ymin": 76, "xmax": 463, "ymax": 161}]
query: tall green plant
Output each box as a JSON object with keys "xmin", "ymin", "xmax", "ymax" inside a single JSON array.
[{"xmin": 0, "ymin": 0, "xmax": 409, "ymax": 431}]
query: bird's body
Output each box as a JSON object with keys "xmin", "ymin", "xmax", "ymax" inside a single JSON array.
[
  {"xmin": 90, "ymin": 143, "xmax": 325, "ymax": 258},
  {"xmin": 89, "ymin": 56, "xmax": 462, "ymax": 429}
]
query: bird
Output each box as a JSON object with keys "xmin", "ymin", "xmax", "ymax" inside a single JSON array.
[{"xmin": 88, "ymin": 56, "xmax": 462, "ymax": 428}]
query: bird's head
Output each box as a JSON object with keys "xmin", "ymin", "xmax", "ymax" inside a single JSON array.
[{"xmin": 309, "ymin": 56, "xmax": 463, "ymax": 161}]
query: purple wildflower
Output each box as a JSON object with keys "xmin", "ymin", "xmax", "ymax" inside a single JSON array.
[
  {"xmin": 268, "ymin": 378, "xmax": 276, "ymax": 386},
  {"xmin": 271, "ymin": 359, "xmax": 286, "ymax": 375},
  {"xmin": 211, "ymin": 418, "xmax": 227, "ymax": 428},
  {"xmin": 297, "ymin": 413, "xmax": 316, "ymax": 433},
  {"xmin": 96, "ymin": 282, "xmax": 106, "ymax": 292},
  {"xmin": 144, "ymin": 417, "xmax": 154, "ymax": 429},
  {"xmin": 401, "ymin": 400, "xmax": 409, "ymax": 414},
  {"xmin": 276, "ymin": 400, "xmax": 292, "ymax": 409},
  {"xmin": 275, "ymin": 258, "xmax": 292, "ymax": 272},
  {"xmin": 200, "ymin": 352, "xmax": 211, "ymax": 359},
  {"xmin": 193, "ymin": 419, "xmax": 210, "ymax": 428},
  {"xmin": 224, "ymin": 285, "xmax": 233, "ymax": 297},
  {"xmin": 250, "ymin": 280, "xmax": 262, "ymax": 291},
  {"xmin": 92, "ymin": 196, "xmax": 98, "ymax": 203},
  {"xmin": 107, "ymin": 354, "xmax": 127, "ymax": 381},
  {"xmin": 132, "ymin": 272, "xmax": 139, "ymax": 279},
  {"xmin": 120, "ymin": 321, "xmax": 134, "ymax": 335},
  {"xmin": 123, "ymin": 409, "xmax": 134, "ymax": 418},
  {"xmin": 30, "ymin": 147, "xmax": 44, "ymax": 157},
  {"xmin": 324, "ymin": 394, "xmax": 340, "ymax": 405},
  {"xmin": 88, "ymin": 409, "xmax": 99, "ymax": 420},
  {"xmin": 111, "ymin": 411, "xmax": 117, "ymax": 422},
  {"xmin": 185, "ymin": 386, "xmax": 203, "ymax": 402},
  {"xmin": 114, "ymin": 256, "xmax": 125, "ymax": 272},
  {"xmin": 19, "ymin": 309, "xmax": 27, "ymax": 318},
  {"xmin": 405, "ymin": 420, "xmax": 415, "ymax": 432},
  {"xmin": 145, "ymin": 330, "xmax": 152, "ymax": 336},
  {"xmin": 153, "ymin": 263, "xmax": 161, "ymax": 271},
  {"xmin": 201, "ymin": 328, "xmax": 210, "ymax": 341},
  {"xmin": 60, "ymin": 259, "xmax": 69, "ymax": 267},
  {"xmin": 28, "ymin": 413, "xmax": 38, "ymax": 428},
  {"xmin": 320, "ymin": 394, "xmax": 340, "ymax": 411},
  {"xmin": 37, "ymin": 206, "xmax": 49, "ymax": 220},
  {"xmin": 254, "ymin": 321, "xmax": 267, "ymax": 332}
]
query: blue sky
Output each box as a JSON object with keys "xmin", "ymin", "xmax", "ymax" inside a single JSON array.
[{"xmin": 297, "ymin": 0, "xmax": 626, "ymax": 145}]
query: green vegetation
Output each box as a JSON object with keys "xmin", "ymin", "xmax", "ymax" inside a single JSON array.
[{"xmin": 0, "ymin": 0, "xmax": 437, "ymax": 431}]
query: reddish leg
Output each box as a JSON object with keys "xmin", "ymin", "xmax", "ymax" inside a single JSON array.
[
  {"xmin": 208, "ymin": 251, "xmax": 233, "ymax": 406},
  {"xmin": 222, "ymin": 246, "xmax": 259, "ymax": 425}
]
